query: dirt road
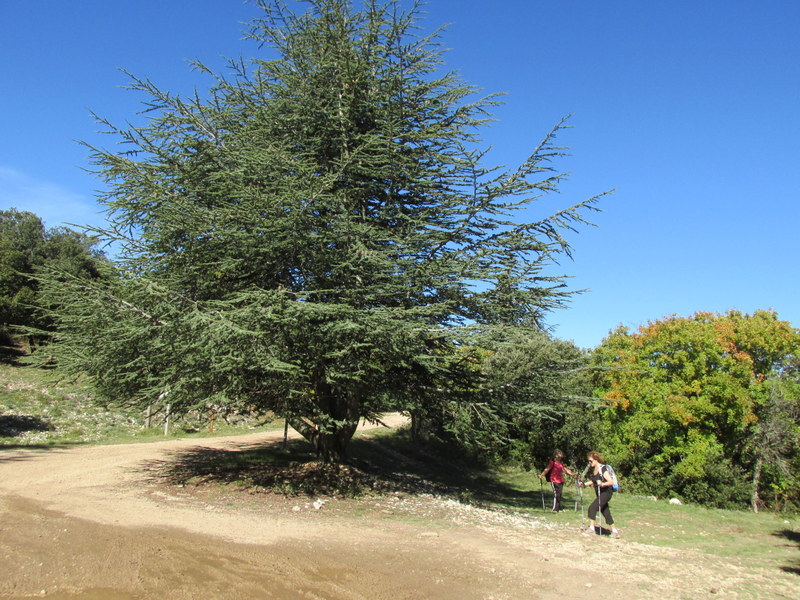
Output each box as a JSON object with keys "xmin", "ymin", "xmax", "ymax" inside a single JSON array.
[{"xmin": 0, "ymin": 417, "xmax": 793, "ymax": 599}]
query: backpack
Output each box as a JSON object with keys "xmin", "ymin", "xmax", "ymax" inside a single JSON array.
[
  {"xmin": 544, "ymin": 460, "xmax": 553, "ymax": 482},
  {"xmin": 601, "ymin": 464, "xmax": 620, "ymax": 491}
]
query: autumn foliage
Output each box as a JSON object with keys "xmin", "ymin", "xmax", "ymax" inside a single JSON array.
[{"xmin": 591, "ymin": 310, "xmax": 800, "ymax": 510}]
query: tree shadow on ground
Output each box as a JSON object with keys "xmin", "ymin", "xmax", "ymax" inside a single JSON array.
[
  {"xmin": 0, "ymin": 344, "xmax": 26, "ymax": 366},
  {"xmin": 0, "ymin": 414, "xmax": 53, "ymax": 437},
  {"xmin": 348, "ymin": 434, "xmax": 537, "ymax": 508},
  {"xmin": 139, "ymin": 431, "xmax": 536, "ymax": 508},
  {"xmin": 773, "ymin": 529, "xmax": 800, "ymax": 575},
  {"xmin": 0, "ymin": 442, "xmax": 68, "ymax": 458},
  {"xmin": 0, "ymin": 414, "xmax": 61, "ymax": 456}
]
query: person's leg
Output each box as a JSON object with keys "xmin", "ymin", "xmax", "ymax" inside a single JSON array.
[
  {"xmin": 598, "ymin": 489, "xmax": 614, "ymax": 525},
  {"xmin": 598, "ymin": 489, "xmax": 619, "ymax": 537},
  {"xmin": 586, "ymin": 494, "xmax": 599, "ymax": 532},
  {"xmin": 553, "ymin": 482, "xmax": 563, "ymax": 511}
]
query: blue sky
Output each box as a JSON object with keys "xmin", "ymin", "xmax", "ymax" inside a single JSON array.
[{"xmin": 2, "ymin": 0, "xmax": 798, "ymax": 349}]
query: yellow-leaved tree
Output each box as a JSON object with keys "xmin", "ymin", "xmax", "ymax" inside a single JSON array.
[{"xmin": 591, "ymin": 310, "xmax": 800, "ymax": 510}]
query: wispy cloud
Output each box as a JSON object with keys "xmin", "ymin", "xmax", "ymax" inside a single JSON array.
[{"xmin": 0, "ymin": 166, "xmax": 105, "ymax": 230}]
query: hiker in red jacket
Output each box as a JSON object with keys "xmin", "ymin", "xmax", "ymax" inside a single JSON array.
[{"xmin": 539, "ymin": 450, "xmax": 577, "ymax": 512}]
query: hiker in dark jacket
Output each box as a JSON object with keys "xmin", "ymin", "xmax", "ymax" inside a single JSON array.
[{"xmin": 579, "ymin": 450, "xmax": 620, "ymax": 537}]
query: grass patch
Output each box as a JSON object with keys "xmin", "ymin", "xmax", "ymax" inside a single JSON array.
[
  {"xmin": 621, "ymin": 495, "xmax": 800, "ymax": 568},
  {"xmin": 491, "ymin": 466, "xmax": 800, "ymax": 571}
]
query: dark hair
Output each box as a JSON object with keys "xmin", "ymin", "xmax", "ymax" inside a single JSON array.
[{"xmin": 587, "ymin": 451, "xmax": 603, "ymax": 462}]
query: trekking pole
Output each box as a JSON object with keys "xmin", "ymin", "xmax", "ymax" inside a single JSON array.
[
  {"xmin": 596, "ymin": 479, "xmax": 602, "ymax": 535},
  {"xmin": 577, "ymin": 463, "xmax": 588, "ymax": 532},
  {"xmin": 574, "ymin": 475, "xmax": 579, "ymax": 512},
  {"xmin": 539, "ymin": 477, "xmax": 546, "ymax": 510}
]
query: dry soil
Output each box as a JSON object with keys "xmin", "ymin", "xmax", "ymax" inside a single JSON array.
[{"xmin": 0, "ymin": 416, "xmax": 796, "ymax": 599}]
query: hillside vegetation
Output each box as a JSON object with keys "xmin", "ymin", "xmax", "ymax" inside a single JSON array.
[{"xmin": 0, "ymin": 350, "xmax": 270, "ymax": 447}]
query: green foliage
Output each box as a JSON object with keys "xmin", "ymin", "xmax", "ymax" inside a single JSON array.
[
  {"xmin": 479, "ymin": 330, "xmax": 594, "ymax": 467},
  {"xmin": 385, "ymin": 328, "xmax": 594, "ymax": 466},
  {"xmin": 0, "ymin": 208, "xmax": 107, "ymax": 342},
  {"xmin": 41, "ymin": 0, "xmax": 600, "ymax": 462},
  {"xmin": 676, "ymin": 456, "xmax": 751, "ymax": 509},
  {"xmin": 748, "ymin": 372, "xmax": 800, "ymax": 511},
  {"xmin": 591, "ymin": 310, "xmax": 800, "ymax": 510}
]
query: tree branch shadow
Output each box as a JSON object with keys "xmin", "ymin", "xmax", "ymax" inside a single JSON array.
[
  {"xmin": 773, "ymin": 529, "xmax": 800, "ymax": 575},
  {"xmin": 0, "ymin": 340, "xmax": 33, "ymax": 365},
  {"xmin": 0, "ymin": 414, "xmax": 53, "ymax": 437}
]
